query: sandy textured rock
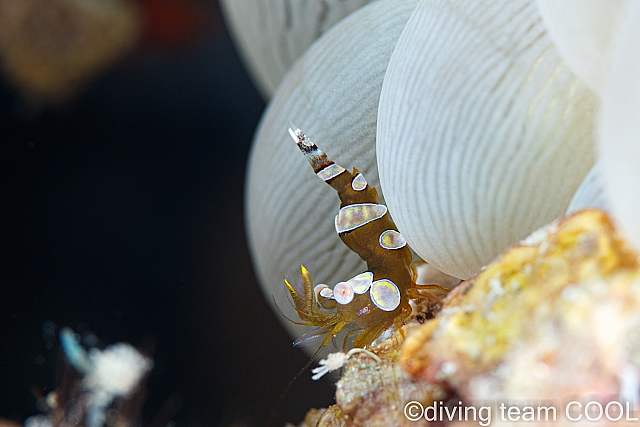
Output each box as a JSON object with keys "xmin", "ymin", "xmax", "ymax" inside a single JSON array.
[{"xmin": 290, "ymin": 298, "xmax": 448, "ymax": 427}]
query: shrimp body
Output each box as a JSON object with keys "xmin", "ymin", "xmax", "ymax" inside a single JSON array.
[{"xmin": 285, "ymin": 125, "xmax": 442, "ymax": 349}]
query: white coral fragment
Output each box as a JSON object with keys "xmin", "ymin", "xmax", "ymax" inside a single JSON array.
[
  {"xmin": 311, "ymin": 349, "xmax": 381, "ymax": 380},
  {"xmin": 59, "ymin": 328, "xmax": 153, "ymax": 427},
  {"xmin": 84, "ymin": 343, "xmax": 153, "ymax": 398},
  {"xmin": 312, "ymin": 352, "xmax": 349, "ymax": 380}
]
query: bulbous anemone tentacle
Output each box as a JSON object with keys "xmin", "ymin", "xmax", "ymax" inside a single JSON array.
[
  {"xmin": 219, "ymin": 0, "xmax": 375, "ymax": 99},
  {"xmin": 377, "ymin": 0, "xmax": 597, "ymax": 279}
]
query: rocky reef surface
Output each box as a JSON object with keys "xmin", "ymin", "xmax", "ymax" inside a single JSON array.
[{"xmin": 291, "ymin": 209, "xmax": 640, "ymax": 426}]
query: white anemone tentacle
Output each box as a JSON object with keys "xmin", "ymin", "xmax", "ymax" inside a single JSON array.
[
  {"xmin": 377, "ymin": 0, "xmax": 597, "ymax": 279},
  {"xmin": 219, "ymin": 0, "xmax": 375, "ymax": 99}
]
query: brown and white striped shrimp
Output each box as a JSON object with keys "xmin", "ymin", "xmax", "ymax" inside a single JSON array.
[{"xmin": 284, "ymin": 123, "xmax": 448, "ymax": 349}]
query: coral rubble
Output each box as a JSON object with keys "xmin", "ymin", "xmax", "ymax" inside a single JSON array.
[
  {"xmin": 292, "ymin": 210, "xmax": 640, "ymax": 426},
  {"xmin": 28, "ymin": 328, "xmax": 152, "ymax": 427}
]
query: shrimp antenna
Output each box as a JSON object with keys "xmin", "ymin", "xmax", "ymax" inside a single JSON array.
[
  {"xmin": 272, "ymin": 295, "xmax": 307, "ymax": 325},
  {"xmin": 267, "ymin": 344, "xmax": 324, "ymax": 427}
]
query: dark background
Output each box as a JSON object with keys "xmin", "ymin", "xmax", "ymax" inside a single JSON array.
[{"xmin": 0, "ymin": 2, "xmax": 334, "ymax": 426}]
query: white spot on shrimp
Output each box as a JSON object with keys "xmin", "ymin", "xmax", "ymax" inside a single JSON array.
[
  {"xmin": 346, "ymin": 271, "xmax": 373, "ymax": 294},
  {"xmin": 379, "ymin": 229, "xmax": 407, "ymax": 250},
  {"xmin": 316, "ymin": 163, "xmax": 345, "ymax": 181},
  {"xmin": 370, "ymin": 279, "xmax": 401, "ymax": 311},
  {"xmin": 335, "ymin": 203, "xmax": 387, "ymax": 234},
  {"xmin": 351, "ymin": 173, "xmax": 367, "ymax": 191}
]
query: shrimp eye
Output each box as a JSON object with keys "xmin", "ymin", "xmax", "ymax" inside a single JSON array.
[
  {"xmin": 319, "ymin": 288, "xmax": 335, "ymax": 300},
  {"xmin": 315, "ymin": 284, "xmax": 338, "ymax": 310},
  {"xmin": 333, "ymin": 282, "xmax": 355, "ymax": 305},
  {"xmin": 314, "ymin": 284, "xmax": 330, "ymax": 301}
]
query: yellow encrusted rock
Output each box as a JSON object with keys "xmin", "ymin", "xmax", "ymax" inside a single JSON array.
[
  {"xmin": 402, "ymin": 209, "xmax": 640, "ymax": 404},
  {"xmin": 293, "ymin": 210, "xmax": 640, "ymax": 426}
]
